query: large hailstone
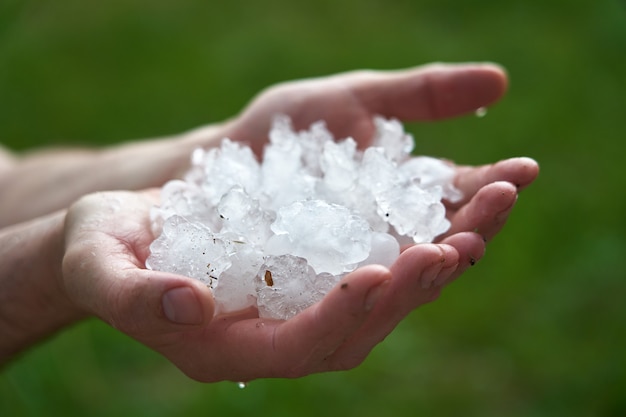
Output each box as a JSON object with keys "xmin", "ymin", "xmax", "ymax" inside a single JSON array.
[
  {"xmin": 146, "ymin": 115, "xmax": 461, "ymax": 320},
  {"xmin": 265, "ymin": 200, "xmax": 372, "ymax": 276}
]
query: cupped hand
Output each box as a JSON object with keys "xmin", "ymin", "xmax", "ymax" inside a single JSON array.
[
  {"xmin": 223, "ymin": 62, "xmax": 509, "ymax": 155},
  {"xmin": 60, "ymin": 150, "xmax": 537, "ymax": 383},
  {"xmin": 60, "ymin": 62, "xmax": 539, "ymax": 382}
]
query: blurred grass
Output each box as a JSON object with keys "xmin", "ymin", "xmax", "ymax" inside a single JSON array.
[{"xmin": 1, "ymin": 0, "xmax": 625, "ymax": 416}]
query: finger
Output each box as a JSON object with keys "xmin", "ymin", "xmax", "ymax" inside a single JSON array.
[
  {"xmin": 442, "ymin": 181, "xmax": 519, "ymax": 242},
  {"xmin": 451, "ymin": 157, "xmax": 539, "ymax": 208},
  {"xmin": 346, "ymin": 62, "xmax": 508, "ymax": 121},
  {"xmin": 270, "ymin": 265, "xmax": 391, "ymax": 376},
  {"xmin": 435, "ymin": 232, "xmax": 486, "ymax": 286},
  {"xmin": 325, "ymin": 243, "xmax": 461, "ymax": 368}
]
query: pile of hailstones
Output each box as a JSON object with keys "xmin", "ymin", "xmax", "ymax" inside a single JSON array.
[{"xmin": 146, "ymin": 115, "xmax": 462, "ymax": 320}]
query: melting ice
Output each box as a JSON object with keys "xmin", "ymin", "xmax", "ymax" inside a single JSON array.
[{"xmin": 146, "ymin": 116, "xmax": 461, "ymax": 320}]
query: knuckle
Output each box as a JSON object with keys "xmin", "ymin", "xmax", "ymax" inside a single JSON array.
[{"xmin": 105, "ymin": 280, "xmax": 145, "ymax": 335}]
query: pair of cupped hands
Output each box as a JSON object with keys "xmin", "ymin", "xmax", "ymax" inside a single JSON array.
[{"xmin": 62, "ymin": 63, "xmax": 538, "ymax": 382}]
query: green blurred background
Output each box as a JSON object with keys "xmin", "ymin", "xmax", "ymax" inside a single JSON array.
[{"xmin": 1, "ymin": 0, "xmax": 625, "ymax": 416}]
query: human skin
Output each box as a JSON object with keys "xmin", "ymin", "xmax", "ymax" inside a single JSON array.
[{"xmin": 0, "ymin": 63, "xmax": 539, "ymax": 380}]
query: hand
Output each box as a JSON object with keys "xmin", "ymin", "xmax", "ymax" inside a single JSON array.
[
  {"xmin": 222, "ymin": 62, "xmax": 508, "ymax": 155},
  {"xmin": 60, "ymin": 151, "xmax": 537, "ymax": 383},
  {"xmin": 0, "ymin": 62, "xmax": 509, "ymax": 228}
]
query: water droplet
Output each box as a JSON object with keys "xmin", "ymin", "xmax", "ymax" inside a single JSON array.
[
  {"xmin": 474, "ymin": 107, "xmax": 487, "ymax": 118},
  {"xmin": 237, "ymin": 381, "xmax": 247, "ymax": 389}
]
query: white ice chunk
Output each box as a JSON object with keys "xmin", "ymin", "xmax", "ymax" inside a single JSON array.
[
  {"xmin": 147, "ymin": 115, "xmax": 461, "ymax": 318},
  {"xmin": 217, "ymin": 186, "xmax": 274, "ymax": 246},
  {"xmin": 299, "ymin": 120, "xmax": 335, "ymax": 176},
  {"xmin": 359, "ymin": 147, "xmax": 401, "ymax": 196},
  {"xmin": 371, "ymin": 116, "xmax": 414, "ymax": 162},
  {"xmin": 320, "ymin": 138, "xmax": 359, "ymax": 192},
  {"xmin": 213, "ymin": 245, "xmax": 263, "ymax": 314},
  {"xmin": 150, "ymin": 179, "xmax": 219, "ymax": 235},
  {"xmin": 377, "ymin": 184, "xmax": 450, "ymax": 243},
  {"xmin": 359, "ymin": 232, "xmax": 401, "ymax": 268},
  {"xmin": 256, "ymin": 254, "xmax": 323, "ymax": 320},
  {"xmin": 196, "ymin": 139, "xmax": 261, "ymax": 205},
  {"xmin": 260, "ymin": 122, "xmax": 317, "ymax": 210},
  {"xmin": 146, "ymin": 215, "xmax": 232, "ymax": 286},
  {"xmin": 267, "ymin": 200, "xmax": 372, "ymax": 275},
  {"xmin": 400, "ymin": 156, "xmax": 463, "ymax": 203}
]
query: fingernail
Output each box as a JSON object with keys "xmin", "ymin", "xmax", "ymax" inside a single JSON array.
[
  {"xmin": 162, "ymin": 287, "xmax": 203, "ymax": 325},
  {"xmin": 364, "ymin": 280, "xmax": 389, "ymax": 312}
]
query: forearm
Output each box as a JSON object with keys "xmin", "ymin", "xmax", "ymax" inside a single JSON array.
[
  {"xmin": 0, "ymin": 122, "xmax": 228, "ymax": 227},
  {"xmin": 0, "ymin": 145, "xmax": 16, "ymax": 176},
  {"xmin": 0, "ymin": 211, "xmax": 84, "ymax": 365}
]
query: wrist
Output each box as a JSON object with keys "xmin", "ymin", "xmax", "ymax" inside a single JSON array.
[
  {"xmin": 100, "ymin": 120, "xmax": 232, "ymax": 190},
  {"xmin": 0, "ymin": 211, "xmax": 85, "ymax": 364},
  {"xmin": 178, "ymin": 119, "xmax": 234, "ymax": 152}
]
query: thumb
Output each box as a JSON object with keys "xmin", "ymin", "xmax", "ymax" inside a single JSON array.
[
  {"xmin": 105, "ymin": 270, "xmax": 215, "ymax": 336},
  {"xmin": 160, "ymin": 280, "xmax": 214, "ymax": 326},
  {"xmin": 107, "ymin": 271, "xmax": 215, "ymax": 336},
  {"xmin": 63, "ymin": 248, "xmax": 214, "ymax": 335},
  {"xmin": 144, "ymin": 271, "xmax": 216, "ymax": 329}
]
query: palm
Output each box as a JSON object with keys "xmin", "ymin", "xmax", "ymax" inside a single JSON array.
[
  {"xmin": 227, "ymin": 75, "xmax": 372, "ymax": 155},
  {"xmin": 62, "ymin": 195, "xmax": 452, "ymax": 383},
  {"xmin": 61, "ymin": 191, "xmax": 387, "ymax": 381},
  {"xmin": 63, "ymin": 156, "xmax": 537, "ymax": 383}
]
